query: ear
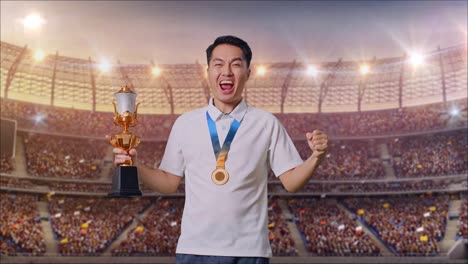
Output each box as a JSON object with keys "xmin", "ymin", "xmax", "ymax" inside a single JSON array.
[{"xmin": 247, "ymin": 68, "xmax": 251, "ymax": 80}]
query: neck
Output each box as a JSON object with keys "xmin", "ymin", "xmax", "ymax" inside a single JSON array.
[{"xmin": 213, "ymin": 97, "xmax": 242, "ymax": 114}]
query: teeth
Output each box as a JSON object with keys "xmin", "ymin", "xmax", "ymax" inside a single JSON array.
[{"xmin": 220, "ymin": 80, "xmax": 233, "ymax": 84}]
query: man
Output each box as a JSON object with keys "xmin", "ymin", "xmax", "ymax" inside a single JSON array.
[{"xmin": 112, "ymin": 35, "xmax": 328, "ymax": 264}]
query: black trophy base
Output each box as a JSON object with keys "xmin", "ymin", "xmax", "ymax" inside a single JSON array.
[{"xmin": 109, "ymin": 166, "xmax": 142, "ymax": 197}]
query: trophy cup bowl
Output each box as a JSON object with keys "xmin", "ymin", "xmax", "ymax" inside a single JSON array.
[{"xmin": 108, "ymin": 86, "xmax": 142, "ymax": 197}]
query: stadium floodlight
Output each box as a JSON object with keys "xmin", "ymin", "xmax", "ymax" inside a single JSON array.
[
  {"xmin": 307, "ymin": 65, "xmax": 318, "ymax": 77},
  {"xmin": 99, "ymin": 61, "xmax": 111, "ymax": 73},
  {"xmin": 151, "ymin": 67, "xmax": 161, "ymax": 76},
  {"xmin": 359, "ymin": 64, "xmax": 370, "ymax": 75},
  {"xmin": 34, "ymin": 50, "xmax": 45, "ymax": 61},
  {"xmin": 450, "ymin": 108, "xmax": 460, "ymax": 117},
  {"xmin": 409, "ymin": 53, "xmax": 424, "ymax": 66},
  {"xmin": 34, "ymin": 114, "xmax": 45, "ymax": 124},
  {"xmin": 22, "ymin": 13, "xmax": 45, "ymax": 30},
  {"xmin": 256, "ymin": 66, "xmax": 266, "ymax": 76}
]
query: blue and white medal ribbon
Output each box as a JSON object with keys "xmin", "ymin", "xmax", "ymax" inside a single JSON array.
[{"xmin": 206, "ymin": 111, "xmax": 241, "ymax": 185}]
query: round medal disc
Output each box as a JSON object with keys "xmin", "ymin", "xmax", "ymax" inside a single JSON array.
[{"xmin": 211, "ymin": 168, "xmax": 229, "ymax": 185}]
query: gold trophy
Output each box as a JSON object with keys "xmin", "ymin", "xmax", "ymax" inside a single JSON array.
[{"xmin": 108, "ymin": 85, "xmax": 142, "ymax": 197}]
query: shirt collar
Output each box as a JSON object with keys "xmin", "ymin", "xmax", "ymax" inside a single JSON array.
[{"xmin": 207, "ymin": 97, "xmax": 248, "ymax": 122}]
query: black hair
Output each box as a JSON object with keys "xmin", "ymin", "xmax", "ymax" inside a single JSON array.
[{"xmin": 206, "ymin": 35, "xmax": 252, "ymax": 67}]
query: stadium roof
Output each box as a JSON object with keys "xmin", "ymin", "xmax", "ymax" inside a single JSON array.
[{"xmin": 1, "ymin": 41, "xmax": 466, "ymax": 114}]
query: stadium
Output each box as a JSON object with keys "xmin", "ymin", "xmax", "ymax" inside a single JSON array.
[{"xmin": 1, "ymin": 1, "xmax": 467, "ymax": 264}]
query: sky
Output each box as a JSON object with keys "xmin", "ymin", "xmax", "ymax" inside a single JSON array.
[{"xmin": 1, "ymin": 1, "xmax": 467, "ymax": 65}]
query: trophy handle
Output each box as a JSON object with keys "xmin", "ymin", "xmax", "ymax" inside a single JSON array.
[
  {"xmin": 112, "ymin": 101, "xmax": 125, "ymax": 127},
  {"xmin": 134, "ymin": 102, "xmax": 141, "ymax": 121},
  {"xmin": 113, "ymin": 119, "xmax": 121, "ymax": 127},
  {"xmin": 130, "ymin": 102, "xmax": 141, "ymax": 127},
  {"xmin": 112, "ymin": 101, "xmax": 118, "ymax": 116}
]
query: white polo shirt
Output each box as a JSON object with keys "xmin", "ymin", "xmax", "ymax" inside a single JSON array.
[{"xmin": 159, "ymin": 98, "xmax": 303, "ymax": 257}]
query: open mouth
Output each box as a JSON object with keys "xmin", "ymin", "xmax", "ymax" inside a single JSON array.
[{"xmin": 219, "ymin": 80, "xmax": 234, "ymax": 92}]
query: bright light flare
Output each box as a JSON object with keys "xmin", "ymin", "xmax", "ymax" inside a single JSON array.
[
  {"xmin": 98, "ymin": 61, "xmax": 111, "ymax": 73},
  {"xmin": 307, "ymin": 65, "xmax": 318, "ymax": 76},
  {"xmin": 256, "ymin": 66, "xmax": 266, "ymax": 76},
  {"xmin": 450, "ymin": 108, "xmax": 460, "ymax": 117},
  {"xmin": 409, "ymin": 53, "xmax": 424, "ymax": 66},
  {"xmin": 151, "ymin": 67, "xmax": 161, "ymax": 76},
  {"xmin": 22, "ymin": 13, "xmax": 45, "ymax": 30},
  {"xmin": 359, "ymin": 64, "xmax": 370, "ymax": 75},
  {"xmin": 34, "ymin": 50, "xmax": 45, "ymax": 61},
  {"xmin": 34, "ymin": 114, "xmax": 45, "ymax": 124}
]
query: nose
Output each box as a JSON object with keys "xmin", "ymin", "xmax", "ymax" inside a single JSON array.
[{"xmin": 221, "ymin": 64, "xmax": 233, "ymax": 76}]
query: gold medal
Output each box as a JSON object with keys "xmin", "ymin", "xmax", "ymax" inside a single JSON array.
[{"xmin": 211, "ymin": 168, "xmax": 229, "ymax": 185}]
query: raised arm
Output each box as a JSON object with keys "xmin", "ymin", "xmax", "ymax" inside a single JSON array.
[{"xmin": 279, "ymin": 130, "xmax": 328, "ymax": 193}]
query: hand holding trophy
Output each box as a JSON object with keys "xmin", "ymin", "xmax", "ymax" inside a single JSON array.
[{"xmin": 108, "ymin": 85, "xmax": 142, "ymax": 197}]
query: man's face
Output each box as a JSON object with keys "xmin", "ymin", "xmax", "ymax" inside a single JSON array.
[{"xmin": 207, "ymin": 44, "xmax": 250, "ymax": 106}]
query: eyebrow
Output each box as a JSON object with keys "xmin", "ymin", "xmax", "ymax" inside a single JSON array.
[{"xmin": 211, "ymin": 57, "xmax": 244, "ymax": 63}]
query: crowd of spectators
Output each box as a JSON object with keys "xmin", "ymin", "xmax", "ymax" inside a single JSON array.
[
  {"xmin": 456, "ymin": 196, "xmax": 468, "ymax": 240},
  {"xmin": 49, "ymin": 195, "xmax": 152, "ymax": 255},
  {"xmin": 133, "ymin": 141, "xmax": 166, "ymax": 169},
  {"xmin": 268, "ymin": 199, "xmax": 298, "ymax": 256},
  {"xmin": 335, "ymin": 180, "xmax": 451, "ymax": 193},
  {"xmin": 288, "ymin": 198, "xmax": 380, "ymax": 256},
  {"xmin": 388, "ymin": 131, "xmax": 467, "ymax": 178},
  {"xmin": 0, "ymin": 155, "xmax": 14, "ymax": 173},
  {"xmin": 23, "ymin": 133, "xmax": 107, "ymax": 180},
  {"xmin": 0, "ymin": 175, "xmax": 112, "ymax": 193},
  {"xmin": 134, "ymin": 114, "xmax": 176, "ymax": 140},
  {"xmin": 2, "ymin": 172, "xmax": 458, "ymax": 195},
  {"xmin": 0, "ymin": 98, "xmax": 113, "ymax": 138},
  {"xmin": 0, "ymin": 177, "xmax": 34, "ymax": 189},
  {"xmin": 269, "ymin": 182, "xmax": 334, "ymax": 193},
  {"xmin": 277, "ymin": 99, "xmax": 466, "ymax": 138},
  {"xmin": 2, "ymin": 98, "xmax": 465, "ymax": 140},
  {"xmin": 141, "ymin": 182, "xmax": 185, "ymax": 195},
  {"xmin": 269, "ymin": 179, "xmax": 453, "ymax": 194},
  {"xmin": 292, "ymin": 140, "xmax": 385, "ymax": 180},
  {"xmin": 0, "ymin": 239, "xmax": 18, "ymax": 256},
  {"xmin": 342, "ymin": 195, "xmax": 449, "ymax": 256},
  {"xmin": 3, "ymin": 98, "xmax": 466, "ymax": 184},
  {"xmin": 47, "ymin": 182, "xmax": 111, "ymax": 193},
  {"xmin": 0, "ymin": 174, "xmax": 187, "ymax": 195},
  {"xmin": 111, "ymin": 198, "xmax": 184, "ymax": 256},
  {"xmin": 0, "ymin": 99, "xmax": 176, "ymax": 140},
  {"xmin": 0, "ymin": 191, "xmax": 465, "ymax": 257},
  {"xmin": 0, "ymin": 192, "xmax": 46, "ymax": 256}
]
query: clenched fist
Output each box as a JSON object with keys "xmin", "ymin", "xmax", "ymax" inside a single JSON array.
[
  {"xmin": 306, "ymin": 130, "xmax": 328, "ymax": 160},
  {"xmin": 113, "ymin": 148, "xmax": 137, "ymax": 166}
]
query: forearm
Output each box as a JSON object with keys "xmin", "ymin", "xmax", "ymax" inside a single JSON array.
[
  {"xmin": 279, "ymin": 129, "xmax": 328, "ymax": 193},
  {"xmin": 280, "ymin": 155, "xmax": 323, "ymax": 193},
  {"xmin": 136, "ymin": 162, "xmax": 180, "ymax": 194}
]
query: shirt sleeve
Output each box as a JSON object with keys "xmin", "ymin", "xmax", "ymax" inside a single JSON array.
[
  {"xmin": 159, "ymin": 117, "xmax": 185, "ymax": 177},
  {"xmin": 268, "ymin": 116, "xmax": 303, "ymax": 177}
]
